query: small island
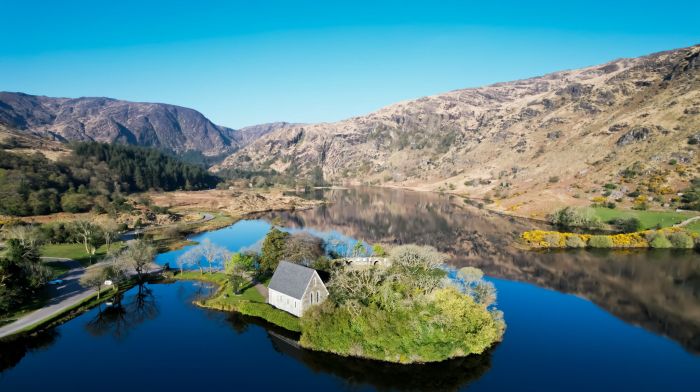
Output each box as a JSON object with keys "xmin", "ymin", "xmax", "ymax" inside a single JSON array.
[{"xmin": 172, "ymin": 228, "xmax": 505, "ymax": 364}]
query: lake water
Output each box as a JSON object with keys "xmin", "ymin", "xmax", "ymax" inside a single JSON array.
[{"xmin": 2, "ymin": 187, "xmax": 699, "ymax": 391}]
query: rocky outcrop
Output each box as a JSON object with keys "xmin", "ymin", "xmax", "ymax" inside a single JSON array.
[{"xmin": 616, "ymin": 126, "xmax": 652, "ymax": 146}]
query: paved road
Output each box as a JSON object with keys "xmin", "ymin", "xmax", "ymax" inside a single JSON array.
[
  {"xmin": 0, "ymin": 257, "xmax": 163, "ymax": 339},
  {"xmin": 0, "ymin": 258, "xmax": 98, "ymax": 339},
  {"xmin": 0, "ymin": 212, "xmax": 212, "ymax": 339}
]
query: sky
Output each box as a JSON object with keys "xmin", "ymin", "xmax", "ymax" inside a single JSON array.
[{"xmin": 1, "ymin": 1, "xmax": 698, "ymax": 129}]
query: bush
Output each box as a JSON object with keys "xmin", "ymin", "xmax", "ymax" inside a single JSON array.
[
  {"xmin": 668, "ymin": 232, "xmax": 694, "ymax": 249},
  {"xmin": 565, "ymin": 235, "xmax": 586, "ymax": 248},
  {"xmin": 60, "ymin": 192, "xmax": 94, "ymax": 213},
  {"xmin": 548, "ymin": 207, "xmax": 602, "ymax": 231},
  {"xmin": 649, "ymin": 233, "xmax": 672, "ymax": 248},
  {"xmin": 612, "ymin": 217, "xmax": 642, "ymax": 233},
  {"xmin": 588, "ymin": 235, "xmax": 614, "ymax": 248},
  {"xmin": 543, "ymin": 233, "xmax": 562, "ymax": 247}
]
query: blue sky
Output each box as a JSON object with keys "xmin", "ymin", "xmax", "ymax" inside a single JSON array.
[{"xmin": 1, "ymin": 1, "xmax": 698, "ymax": 128}]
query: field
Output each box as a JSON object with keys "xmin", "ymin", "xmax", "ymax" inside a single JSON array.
[
  {"xmin": 41, "ymin": 242, "xmax": 125, "ymax": 266},
  {"xmin": 591, "ymin": 207, "xmax": 697, "ymax": 231}
]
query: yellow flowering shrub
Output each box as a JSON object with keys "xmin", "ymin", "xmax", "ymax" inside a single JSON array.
[{"xmin": 521, "ymin": 228, "xmax": 693, "ymax": 249}]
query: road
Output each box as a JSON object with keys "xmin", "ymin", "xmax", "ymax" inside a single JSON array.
[
  {"xmin": 0, "ymin": 258, "xmax": 98, "ymax": 339},
  {"xmin": 0, "ymin": 212, "xmax": 212, "ymax": 339}
]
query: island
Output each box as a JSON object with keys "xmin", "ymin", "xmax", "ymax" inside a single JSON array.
[{"xmin": 171, "ymin": 228, "xmax": 505, "ymax": 364}]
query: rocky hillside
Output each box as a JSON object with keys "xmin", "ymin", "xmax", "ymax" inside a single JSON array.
[
  {"xmin": 0, "ymin": 92, "xmax": 273, "ymax": 156},
  {"xmin": 219, "ymin": 44, "xmax": 700, "ymax": 216}
]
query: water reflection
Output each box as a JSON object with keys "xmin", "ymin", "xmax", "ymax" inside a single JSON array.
[
  {"xmin": 0, "ymin": 330, "xmax": 58, "ymax": 372},
  {"xmin": 223, "ymin": 309, "xmax": 493, "ymax": 391},
  {"xmin": 266, "ymin": 187, "xmax": 700, "ymax": 353},
  {"xmin": 85, "ymin": 283, "xmax": 159, "ymax": 340}
]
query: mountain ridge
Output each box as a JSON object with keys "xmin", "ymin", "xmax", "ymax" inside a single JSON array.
[
  {"xmin": 217, "ymin": 43, "xmax": 700, "ymax": 216},
  {"xmin": 0, "ymin": 92, "xmax": 282, "ymax": 156}
]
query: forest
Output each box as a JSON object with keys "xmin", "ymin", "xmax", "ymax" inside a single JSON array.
[{"xmin": 0, "ymin": 142, "xmax": 220, "ymax": 216}]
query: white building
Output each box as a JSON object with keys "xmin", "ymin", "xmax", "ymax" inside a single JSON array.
[{"xmin": 268, "ymin": 261, "xmax": 329, "ymax": 317}]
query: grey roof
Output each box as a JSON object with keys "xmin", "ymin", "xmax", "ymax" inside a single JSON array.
[{"xmin": 268, "ymin": 261, "xmax": 317, "ymax": 300}]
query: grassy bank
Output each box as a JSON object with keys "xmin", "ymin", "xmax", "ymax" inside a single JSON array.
[
  {"xmin": 172, "ymin": 271, "xmax": 300, "ymax": 332},
  {"xmin": 591, "ymin": 207, "xmax": 697, "ymax": 231}
]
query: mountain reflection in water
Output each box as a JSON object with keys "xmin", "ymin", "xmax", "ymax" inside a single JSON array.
[{"xmin": 267, "ymin": 187, "xmax": 700, "ymax": 353}]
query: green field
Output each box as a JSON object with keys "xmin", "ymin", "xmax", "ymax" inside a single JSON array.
[
  {"xmin": 684, "ymin": 220, "xmax": 700, "ymax": 235},
  {"xmin": 41, "ymin": 241, "xmax": 125, "ymax": 266},
  {"xmin": 591, "ymin": 207, "xmax": 697, "ymax": 230}
]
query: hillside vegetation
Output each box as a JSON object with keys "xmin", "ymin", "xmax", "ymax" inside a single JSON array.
[
  {"xmin": 0, "ymin": 142, "xmax": 219, "ymax": 216},
  {"xmin": 219, "ymin": 44, "xmax": 700, "ymax": 217}
]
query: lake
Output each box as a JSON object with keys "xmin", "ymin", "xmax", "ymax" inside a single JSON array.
[{"xmin": 1, "ymin": 187, "xmax": 699, "ymax": 391}]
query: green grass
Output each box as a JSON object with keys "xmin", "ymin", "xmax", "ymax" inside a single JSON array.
[
  {"xmin": 173, "ymin": 271, "xmax": 300, "ymax": 332},
  {"xmin": 41, "ymin": 241, "xmax": 125, "ymax": 266},
  {"xmin": 684, "ymin": 220, "xmax": 700, "ymax": 235},
  {"xmin": 591, "ymin": 207, "xmax": 697, "ymax": 230}
]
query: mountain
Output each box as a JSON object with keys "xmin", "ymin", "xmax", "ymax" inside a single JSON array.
[
  {"xmin": 218, "ymin": 44, "xmax": 700, "ymax": 216},
  {"xmin": 0, "ymin": 92, "xmax": 272, "ymax": 156}
]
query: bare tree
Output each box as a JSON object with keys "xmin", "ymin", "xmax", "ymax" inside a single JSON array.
[
  {"xmin": 117, "ymin": 240, "xmax": 155, "ymax": 281},
  {"xmin": 199, "ymin": 239, "xmax": 230, "ymax": 273},
  {"xmin": 71, "ymin": 220, "xmax": 104, "ymax": 263},
  {"xmin": 80, "ymin": 266, "xmax": 107, "ymax": 299},
  {"xmin": 176, "ymin": 247, "xmax": 201, "ymax": 274},
  {"xmin": 284, "ymin": 232, "xmax": 324, "ymax": 266},
  {"xmin": 3, "ymin": 225, "xmax": 43, "ymax": 248},
  {"xmin": 100, "ymin": 219, "xmax": 122, "ymax": 254}
]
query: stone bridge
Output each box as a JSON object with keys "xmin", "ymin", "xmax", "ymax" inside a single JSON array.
[{"xmin": 338, "ymin": 257, "xmax": 391, "ymax": 268}]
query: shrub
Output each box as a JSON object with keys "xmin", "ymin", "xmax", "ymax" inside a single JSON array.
[
  {"xmin": 548, "ymin": 176, "xmax": 560, "ymax": 183},
  {"xmin": 60, "ymin": 192, "xmax": 94, "ymax": 213},
  {"xmin": 588, "ymin": 235, "xmax": 614, "ymax": 248},
  {"xmin": 548, "ymin": 207, "xmax": 602, "ymax": 231},
  {"xmin": 668, "ymin": 232, "xmax": 694, "ymax": 249},
  {"xmin": 611, "ymin": 217, "xmax": 642, "ymax": 233},
  {"xmin": 544, "ymin": 233, "xmax": 563, "ymax": 247},
  {"xmin": 649, "ymin": 233, "xmax": 672, "ymax": 248},
  {"xmin": 565, "ymin": 235, "xmax": 586, "ymax": 248}
]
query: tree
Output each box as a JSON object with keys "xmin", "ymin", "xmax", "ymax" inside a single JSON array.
[
  {"xmin": 455, "ymin": 267, "xmax": 497, "ymax": 307},
  {"xmin": 117, "ymin": 240, "xmax": 155, "ymax": 281},
  {"xmin": 372, "ymin": 244, "xmax": 386, "ymax": 257},
  {"xmin": 547, "ymin": 207, "xmax": 602, "ymax": 231},
  {"xmin": 199, "ymin": 239, "xmax": 230, "ymax": 273},
  {"xmin": 226, "ymin": 252, "xmax": 257, "ymax": 274},
  {"xmin": 611, "ymin": 217, "xmax": 642, "ymax": 233},
  {"xmin": 80, "ymin": 266, "xmax": 107, "ymax": 299},
  {"xmin": 70, "ymin": 220, "xmax": 105, "ymax": 263},
  {"xmin": 389, "ymin": 245, "xmax": 446, "ymax": 295},
  {"xmin": 0, "ymin": 239, "xmax": 51, "ymax": 312},
  {"xmin": 61, "ymin": 192, "xmax": 94, "ymax": 213},
  {"xmin": 260, "ymin": 228, "xmax": 290, "ymax": 272},
  {"xmin": 3, "ymin": 224, "xmax": 43, "ymax": 249},
  {"xmin": 177, "ymin": 247, "xmax": 201, "ymax": 274},
  {"xmin": 283, "ymin": 233, "xmax": 324, "ymax": 266},
  {"xmin": 100, "ymin": 218, "xmax": 122, "ymax": 254},
  {"xmin": 352, "ymin": 241, "xmax": 368, "ymax": 257}
]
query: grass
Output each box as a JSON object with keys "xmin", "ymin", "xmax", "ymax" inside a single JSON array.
[
  {"xmin": 172, "ymin": 271, "xmax": 300, "ymax": 332},
  {"xmin": 591, "ymin": 207, "xmax": 696, "ymax": 230},
  {"xmin": 684, "ymin": 220, "xmax": 700, "ymax": 235},
  {"xmin": 41, "ymin": 242, "xmax": 125, "ymax": 266}
]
